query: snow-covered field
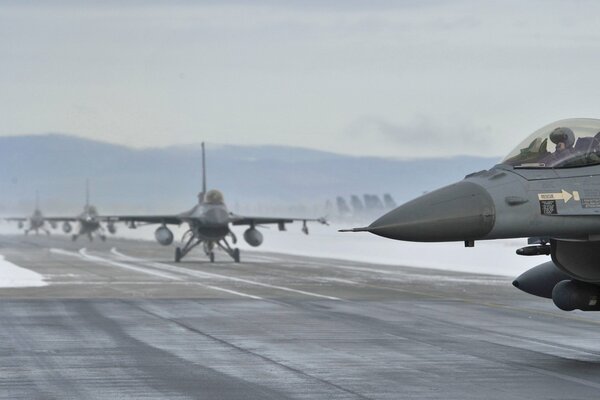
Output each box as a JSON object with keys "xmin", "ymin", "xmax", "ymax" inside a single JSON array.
[
  {"xmin": 0, "ymin": 254, "xmax": 46, "ymax": 288},
  {"xmin": 237, "ymin": 223, "xmax": 537, "ymax": 277},
  {"xmin": 110, "ymin": 222, "xmax": 537, "ymax": 278},
  {"xmin": 0, "ymin": 222, "xmax": 541, "ymax": 279}
]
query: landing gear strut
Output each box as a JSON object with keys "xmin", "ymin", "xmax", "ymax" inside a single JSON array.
[
  {"xmin": 174, "ymin": 230, "xmax": 202, "ymax": 262},
  {"xmin": 216, "ymin": 238, "xmax": 241, "ymax": 263},
  {"xmin": 173, "ymin": 230, "xmax": 242, "ymax": 263}
]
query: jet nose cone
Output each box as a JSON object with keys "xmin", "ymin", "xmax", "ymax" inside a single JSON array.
[{"xmin": 367, "ymin": 181, "xmax": 495, "ymax": 242}]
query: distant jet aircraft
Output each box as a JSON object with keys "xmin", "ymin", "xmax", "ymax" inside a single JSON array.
[
  {"xmin": 106, "ymin": 143, "xmax": 327, "ymax": 263},
  {"xmin": 336, "ymin": 196, "xmax": 351, "ymax": 216},
  {"xmin": 6, "ymin": 191, "xmax": 55, "ymax": 235},
  {"xmin": 49, "ymin": 180, "xmax": 116, "ymax": 241},
  {"xmin": 383, "ymin": 193, "xmax": 396, "ymax": 209},
  {"xmin": 342, "ymin": 118, "xmax": 600, "ymax": 312},
  {"xmin": 363, "ymin": 194, "xmax": 384, "ymax": 211},
  {"xmin": 350, "ymin": 195, "xmax": 364, "ymax": 213}
]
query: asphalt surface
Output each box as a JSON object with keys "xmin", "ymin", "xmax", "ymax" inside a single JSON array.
[{"xmin": 1, "ymin": 234, "xmax": 600, "ymax": 399}]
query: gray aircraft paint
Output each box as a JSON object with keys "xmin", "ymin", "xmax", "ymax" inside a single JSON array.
[
  {"xmin": 343, "ymin": 118, "xmax": 600, "ymax": 312},
  {"xmin": 6, "ymin": 191, "xmax": 53, "ymax": 235}
]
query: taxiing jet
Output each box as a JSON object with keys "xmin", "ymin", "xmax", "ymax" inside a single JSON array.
[
  {"xmin": 106, "ymin": 143, "xmax": 327, "ymax": 263},
  {"xmin": 50, "ymin": 181, "xmax": 116, "ymax": 241},
  {"xmin": 6, "ymin": 192, "xmax": 55, "ymax": 235},
  {"xmin": 343, "ymin": 118, "xmax": 600, "ymax": 312}
]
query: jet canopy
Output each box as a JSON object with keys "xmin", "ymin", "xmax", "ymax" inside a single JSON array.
[
  {"xmin": 204, "ymin": 190, "xmax": 225, "ymax": 205},
  {"xmin": 85, "ymin": 205, "xmax": 98, "ymax": 216},
  {"xmin": 503, "ymin": 118, "xmax": 600, "ymax": 168}
]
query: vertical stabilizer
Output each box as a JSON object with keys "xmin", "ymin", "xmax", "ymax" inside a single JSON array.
[
  {"xmin": 35, "ymin": 190, "xmax": 39, "ymax": 210},
  {"xmin": 198, "ymin": 142, "xmax": 207, "ymax": 203},
  {"xmin": 85, "ymin": 179, "xmax": 90, "ymax": 208},
  {"xmin": 202, "ymin": 142, "xmax": 207, "ymax": 195}
]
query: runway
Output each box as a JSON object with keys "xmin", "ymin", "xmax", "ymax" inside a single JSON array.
[{"xmin": 1, "ymin": 235, "xmax": 600, "ymax": 399}]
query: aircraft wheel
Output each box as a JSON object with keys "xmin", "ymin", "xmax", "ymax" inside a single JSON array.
[
  {"xmin": 100, "ymin": 235, "xmax": 106, "ymax": 242},
  {"xmin": 175, "ymin": 247, "xmax": 182, "ymax": 262},
  {"xmin": 209, "ymin": 252, "xmax": 215, "ymax": 263},
  {"xmin": 72, "ymin": 235, "xmax": 77, "ymax": 241},
  {"xmin": 233, "ymin": 248, "xmax": 240, "ymax": 263}
]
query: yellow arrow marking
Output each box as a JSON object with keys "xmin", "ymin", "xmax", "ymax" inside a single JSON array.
[{"xmin": 538, "ymin": 190, "xmax": 580, "ymax": 204}]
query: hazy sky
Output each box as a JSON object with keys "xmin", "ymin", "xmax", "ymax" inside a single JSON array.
[{"xmin": 2, "ymin": 0, "xmax": 600, "ymax": 158}]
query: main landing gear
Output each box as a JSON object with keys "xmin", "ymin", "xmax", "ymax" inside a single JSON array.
[{"xmin": 174, "ymin": 231, "xmax": 241, "ymax": 263}]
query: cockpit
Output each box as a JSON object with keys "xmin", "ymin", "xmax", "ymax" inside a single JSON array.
[
  {"xmin": 85, "ymin": 205, "xmax": 98, "ymax": 216},
  {"xmin": 204, "ymin": 189, "xmax": 225, "ymax": 205},
  {"xmin": 502, "ymin": 118, "xmax": 600, "ymax": 168}
]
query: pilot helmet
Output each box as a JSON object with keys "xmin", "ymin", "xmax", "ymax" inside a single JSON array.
[{"xmin": 549, "ymin": 127, "xmax": 575, "ymax": 148}]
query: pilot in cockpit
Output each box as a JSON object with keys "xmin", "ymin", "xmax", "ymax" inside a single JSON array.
[{"xmin": 543, "ymin": 127, "xmax": 575, "ymax": 166}]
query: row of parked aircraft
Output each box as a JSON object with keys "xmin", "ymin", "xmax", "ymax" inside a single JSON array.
[{"xmin": 6, "ymin": 143, "xmax": 326, "ymax": 263}]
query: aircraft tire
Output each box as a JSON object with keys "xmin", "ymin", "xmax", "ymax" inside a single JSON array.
[
  {"xmin": 72, "ymin": 235, "xmax": 77, "ymax": 241},
  {"xmin": 175, "ymin": 247, "xmax": 182, "ymax": 263},
  {"xmin": 100, "ymin": 235, "xmax": 106, "ymax": 242},
  {"xmin": 233, "ymin": 248, "xmax": 240, "ymax": 263}
]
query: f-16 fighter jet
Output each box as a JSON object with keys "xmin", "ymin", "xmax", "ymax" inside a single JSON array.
[
  {"xmin": 6, "ymin": 192, "xmax": 55, "ymax": 235},
  {"xmin": 107, "ymin": 143, "xmax": 327, "ymax": 263},
  {"xmin": 342, "ymin": 118, "xmax": 600, "ymax": 312},
  {"xmin": 49, "ymin": 181, "xmax": 116, "ymax": 241}
]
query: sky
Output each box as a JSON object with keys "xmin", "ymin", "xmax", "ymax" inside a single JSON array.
[{"xmin": 2, "ymin": 0, "xmax": 600, "ymax": 158}]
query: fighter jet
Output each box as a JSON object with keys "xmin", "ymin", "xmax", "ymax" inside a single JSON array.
[
  {"xmin": 342, "ymin": 118, "xmax": 600, "ymax": 312},
  {"xmin": 50, "ymin": 181, "xmax": 116, "ymax": 241},
  {"xmin": 6, "ymin": 192, "xmax": 55, "ymax": 235},
  {"xmin": 106, "ymin": 143, "xmax": 327, "ymax": 263}
]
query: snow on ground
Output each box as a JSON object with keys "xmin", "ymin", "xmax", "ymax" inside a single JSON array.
[
  {"xmin": 108, "ymin": 222, "xmax": 539, "ymax": 278},
  {"xmin": 0, "ymin": 221, "xmax": 541, "ymax": 278},
  {"xmin": 0, "ymin": 254, "xmax": 46, "ymax": 287},
  {"xmin": 236, "ymin": 223, "xmax": 538, "ymax": 278}
]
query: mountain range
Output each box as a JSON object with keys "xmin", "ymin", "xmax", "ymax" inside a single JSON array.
[{"xmin": 0, "ymin": 134, "xmax": 499, "ymax": 216}]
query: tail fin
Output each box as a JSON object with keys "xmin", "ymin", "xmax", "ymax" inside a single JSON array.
[
  {"xmin": 85, "ymin": 179, "xmax": 90, "ymax": 208},
  {"xmin": 198, "ymin": 142, "xmax": 207, "ymax": 203},
  {"xmin": 35, "ymin": 190, "xmax": 39, "ymax": 210},
  {"xmin": 202, "ymin": 142, "xmax": 207, "ymax": 195}
]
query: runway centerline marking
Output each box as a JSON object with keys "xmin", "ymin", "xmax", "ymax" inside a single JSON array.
[
  {"xmin": 111, "ymin": 248, "xmax": 341, "ymax": 301},
  {"xmin": 49, "ymin": 248, "xmax": 262, "ymax": 300}
]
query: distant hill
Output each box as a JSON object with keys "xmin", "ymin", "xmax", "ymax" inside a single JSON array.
[{"xmin": 0, "ymin": 134, "xmax": 499, "ymax": 216}]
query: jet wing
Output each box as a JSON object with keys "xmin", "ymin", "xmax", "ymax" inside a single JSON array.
[
  {"xmin": 229, "ymin": 214, "xmax": 327, "ymax": 233},
  {"xmin": 4, "ymin": 217, "xmax": 28, "ymax": 222},
  {"xmin": 102, "ymin": 215, "xmax": 183, "ymax": 225},
  {"xmin": 43, "ymin": 217, "xmax": 79, "ymax": 222}
]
